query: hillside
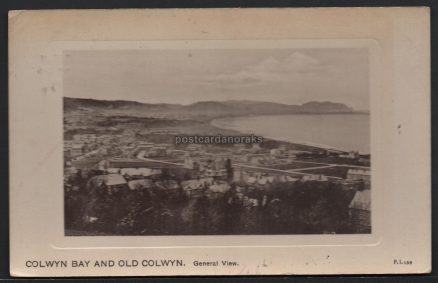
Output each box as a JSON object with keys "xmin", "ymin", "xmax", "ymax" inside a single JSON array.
[{"xmin": 64, "ymin": 97, "xmax": 355, "ymax": 119}]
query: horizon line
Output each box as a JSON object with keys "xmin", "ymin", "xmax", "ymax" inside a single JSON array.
[{"xmin": 63, "ymin": 96, "xmax": 368, "ymax": 111}]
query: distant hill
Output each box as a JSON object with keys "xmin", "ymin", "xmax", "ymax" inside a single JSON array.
[
  {"xmin": 64, "ymin": 97, "xmax": 355, "ymax": 119},
  {"xmin": 64, "ymin": 97, "xmax": 181, "ymax": 112},
  {"xmin": 299, "ymin": 101, "xmax": 354, "ymax": 113}
]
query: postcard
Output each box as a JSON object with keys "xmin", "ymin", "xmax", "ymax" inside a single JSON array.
[{"xmin": 9, "ymin": 8, "xmax": 430, "ymax": 276}]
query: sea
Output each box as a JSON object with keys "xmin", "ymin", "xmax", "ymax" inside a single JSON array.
[{"xmin": 211, "ymin": 114, "xmax": 370, "ymax": 154}]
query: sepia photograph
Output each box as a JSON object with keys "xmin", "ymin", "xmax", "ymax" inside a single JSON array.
[
  {"xmin": 63, "ymin": 48, "xmax": 371, "ymax": 236},
  {"xmin": 9, "ymin": 8, "xmax": 430, "ymax": 276}
]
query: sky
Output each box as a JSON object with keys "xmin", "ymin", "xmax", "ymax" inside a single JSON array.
[{"xmin": 64, "ymin": 48, "xmax": 369, "ymax": 110}]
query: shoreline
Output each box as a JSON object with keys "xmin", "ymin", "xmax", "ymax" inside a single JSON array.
[
  {"xmin": 210, "ymin": 116, "xmax": 368, "ymax": 154},
  {"xmin": 210, "ymin": 118, "xmax": 340, "ymax": 153}
]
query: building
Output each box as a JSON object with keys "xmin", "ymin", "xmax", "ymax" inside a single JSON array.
[
  {"xmin": 186, "ymin": 144, "xmax": 203, "ymax": 152},
  {"xmin": 209, "ymin": 182, "xmax": 230, "ymax": 193},
  {"xmin": 204, "ymin": 168, "xmax": 227, "ymax": 178},
  {"xmin": 172, "ymin": 150, "xmax": 188, "ymax": 157},
  {"xmin": 348, "ymin": 189, "xmax": 371, "ymax": 233},
  {"xmin": 270, "ymin": 148, "xmax": 283, "ymax": 157},
  {"xmin": 145, "ymin": 146, "xmax": 167, "ymax": 158},
  {"xmin": 120, "ymin": 168, "xmax": 162, "ymax": 178},
  {"xmin": 284, "ymin": 150, "xmax": 297, "ymax": 159},
  {"xmin": 251, "ymin": 143, "xmax": 262, "ymax": 153},
  {"xmin": 127, "ymin": 179, "xmax": 153, "ymax": 191},
  {"xmin": 70, "ymin": 144, "xmax": 84, "ymax": 156},
  {"xmin": 159, "ymin": 180, "xmax": 180, "ymax": 191},
  {"xmin": 340, "ymin": 151, "xmax": 360, "ymax": 159},
  {"xmin": 234, "ymin": 143, "xmax": 247, "ymax": 153},
  {"xmin": 347, "ymin": 168, "xmax": 371, "ymax": 184},
  {"xmin": 245, "ymin": 154, "xmax": 268, "ymax": 165},
  {"xmin": 106, "ymin": 159, "xmax": 176, "ymax": 169},
  {"xmin": 181, "ymin": 179, "xmax": 208, "ymax": 197},
  {"xmin": 64, "ymin": 141, "xmax": 73, "ymax": 150},
  {"xmin": 301, "ymin": 174, "xmax": 328, "ymax": 182},
  {"xmin": 73, "ymin": 134, "xmax": 97, "ymax": 143},
  {"xmin": 87, "ymin": 174, "xmax": 128, "ymax": 193},
  {"xmin": 183, "ymin": 156, "xmax": 197, "ymax": 169}
]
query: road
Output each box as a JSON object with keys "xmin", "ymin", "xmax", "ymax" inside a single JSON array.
[
  {"xmin": 234, "ymin": 163, "xmax": 342, "ymax": 180},
  {"xmin": 287, "ymin": 164, "xmax": 336, "ymax": 172},
  {"xmin": 137, "ymin": 152, "xmax": 184, "ymax": 167},
  {"xmin": 287, "ymin": 159, "xmax": 370, "ymax": 169}
]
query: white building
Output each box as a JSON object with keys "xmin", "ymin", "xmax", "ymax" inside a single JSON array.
[{"xmin": 347, "ymin": 168, "xmax": 371, "ymax": 184}]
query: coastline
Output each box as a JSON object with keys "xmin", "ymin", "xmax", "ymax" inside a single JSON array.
[
  {"xmin": 210, "ymin": 117, "xmax": 338, "ymax": 153},
  {"xmin": 210, "ymin": 115, "xmax": 369, "ymax": 154}
]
